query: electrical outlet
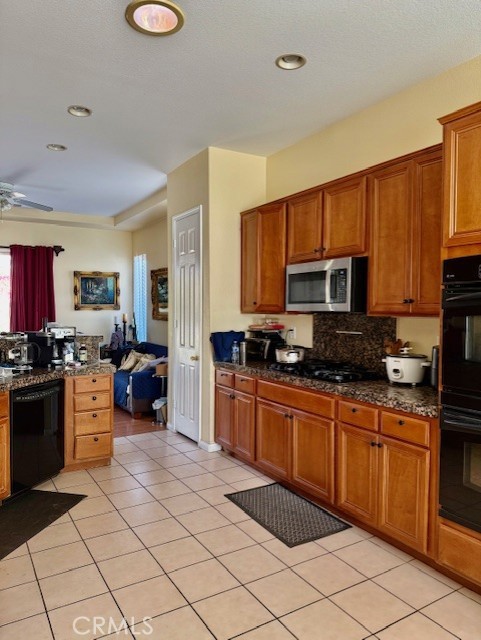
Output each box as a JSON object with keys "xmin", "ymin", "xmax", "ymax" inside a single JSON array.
[{"xmin": 288, "ymin": 327, "xmax": 296, "ymax": 340}]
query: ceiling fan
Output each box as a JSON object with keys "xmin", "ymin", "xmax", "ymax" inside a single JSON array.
[{"xmin": 0, "ymin": 182, "xmax": 53, "ymax": 212}]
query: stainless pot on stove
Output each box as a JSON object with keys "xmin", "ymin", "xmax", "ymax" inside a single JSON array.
[{"xmin": 275, "ymin": 346, "xmax": 305, "ymax": 364}]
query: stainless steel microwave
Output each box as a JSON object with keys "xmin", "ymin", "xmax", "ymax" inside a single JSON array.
[{"xmin": 285, "ymin": 257, "xmax": 368, "ymax": 312}]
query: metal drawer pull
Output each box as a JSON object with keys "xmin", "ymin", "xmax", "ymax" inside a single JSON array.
[
  {"xmin": 94, "ymin": 437, "xmax": 99, "ymax": 442},
  {"xmin": 92, "ymin": 396, "xmax": 97, "ymax": 401},
  {"xmin": 398, "ymin": 420, "xmax": 405, "ymax": 426},
  {"xmin": 370, "ymin": 441, "xmax": 376, "ymax": 447},
  {"xmin": 351, "ymin": 408, "xmax": 357, "ymax": 413},
  {"xmin": 92, "ymin": 379, "xmax": 97, "ymax": 383},
  {"xmin": 92, "ymin": 413, "xmax": 97, "ymax": 418}
]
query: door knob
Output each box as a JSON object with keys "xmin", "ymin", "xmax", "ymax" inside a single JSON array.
[{"xmin": 190, "ymin": 355, "xmax": 199, "ymax": 361}]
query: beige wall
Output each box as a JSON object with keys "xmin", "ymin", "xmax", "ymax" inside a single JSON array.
[
  {"xmin": 0, "ymin": 220, "xmax": 132, "ymax": 343},
  {"xmin": 132, "ymin": 217, "xmax": 169, "ymax": 345}
]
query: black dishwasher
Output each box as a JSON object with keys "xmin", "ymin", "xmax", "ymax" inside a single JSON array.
[{"xmin": 10, "ymin": 380, "xmax": 64, "ymax": 497}]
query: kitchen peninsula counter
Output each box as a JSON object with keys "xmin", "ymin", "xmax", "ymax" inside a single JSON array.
[
  {"xmin": 0, "ymin": 363, "xmax": 116, "ymax": 393},
  {"xmin": 214, "ymin": 361, "xmax": 439, "ymax": 417}
]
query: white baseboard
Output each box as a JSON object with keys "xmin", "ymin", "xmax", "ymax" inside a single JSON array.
[
  {"xmin": 166, "ymin": 422, "xmax": 175, "ymax": 432},
  {"xmin": 199, "ymin": 440, "xmax": 222, "ymax": 452}
]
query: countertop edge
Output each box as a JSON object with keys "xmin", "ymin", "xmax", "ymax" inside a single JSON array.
[
  {"xmin": 0, "ymin": 364, "xmax": 116, "ymax": 393},
  {"xmin": 214, "ymin": 362, "xmax": 439, "ymax": 418}
]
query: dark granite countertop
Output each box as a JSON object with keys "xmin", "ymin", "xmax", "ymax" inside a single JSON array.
[
  {"xmin": 215, "ymin": 361, "xmax": 439, "ymax": 418},
  {"xmin": 0, "ymin": 363, "xmax": 116, "ymax": 393}
]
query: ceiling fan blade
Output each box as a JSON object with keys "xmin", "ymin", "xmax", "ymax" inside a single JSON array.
[{"xmin": 14, "ymin": 198, "xmax": 53, "ymax": 212}]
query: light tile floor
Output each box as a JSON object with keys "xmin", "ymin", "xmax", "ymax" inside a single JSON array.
[{"xmin": 1, "ymin": 429, "xmax": 481, "ymax": 639}]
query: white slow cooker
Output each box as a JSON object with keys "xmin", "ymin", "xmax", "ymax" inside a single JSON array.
[{"xmin": 382, "ymin": 350, "xmax": 431, "ymax": 386}]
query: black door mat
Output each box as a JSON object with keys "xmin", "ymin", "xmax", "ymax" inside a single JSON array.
[
  {"xmin": 226, "ymin": 483, "xmax": 350, "ymax": 547},
  {"xmin": 0, "ymin": 490, "xmax": 86, "ymax": 560}
]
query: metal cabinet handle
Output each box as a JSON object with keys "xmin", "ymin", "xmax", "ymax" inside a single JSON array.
[
  {"xmin": 230, "ymin": 393, "xmax": 235, "ymax": 399},
  {"xmin": 92, "ymin": 396, "xmax": 97, "ymax": 401},
  {"xmin": 351, "ymin": 408, "xmax": 357, "ymax": 413},
  {"xmin": 92, "ymin": 413, "xmax": 97, "ymax": 418},
  {"xmin": 94, "ymin": 437, "xmax": 99, "ymax": 442},
  {"xmin": 370, "ymin": 441, "xmax": 376, "ymax": 447},
  {"xmin": 398, "ymin": 420, "xmax": 405, "ymax": 426},
  {"xmin": 92, "ymin": 378, "xmax": 97, "ymax": 383},
  {"xmin": 377, "ymin": 442, "xmax": 383, "ymax": 448}
]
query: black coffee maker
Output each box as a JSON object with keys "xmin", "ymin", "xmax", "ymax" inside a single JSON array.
[{"xmin": 27, "ymin": 326, "xmax": 76, "ymax": 367}]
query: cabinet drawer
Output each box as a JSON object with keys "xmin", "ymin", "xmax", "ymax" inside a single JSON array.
[
  {"xmin": 235, "ymin": 374, "xmax": 256, "ymax": 394},
  {"xmin": 73, "ymin": 391, "xmax": 111, "ymax": 412},
  {"xmin": 73, "ymin": 375, "xmax": 111, "ymax": 394},
  {"xmin": 74, "ymin": 409, "xmax": 111, "ymax": 436},
  {"xmin": 0, "ymin": 392, "xmax": 8, "ymax": 419},
  {"xmin": 257, "ymin": 380, "xmax": 335, "ymax": 418},
  {"xmin": 381, "ymin": 411, "xmax": 430, "ymax": 447},
  {"xmin": 75, "ymin": 433, "xmax": 112, "ymax": 460},
  {"xmin": 215, "ymin": 370, "xmax": 234, "ymax": 388},
  {"xmin": 438, "ymin": 522, "xmax": 481, "ymax": 585},
  {"xmin": 339, "ymin": 400, "xmax": 378, "ymax": 432}
]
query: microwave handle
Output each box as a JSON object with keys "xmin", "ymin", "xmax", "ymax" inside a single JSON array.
[
  {"xmin": 330, "ymin": 271, "xmax": 338, "ymax": 300},
  {"xmin": 325, "ymin": 268, "xmax": 331, "ymax": 303},
  {"xmin": 444, "ymin": 291, "xmax": 481, "ymax": 304}
]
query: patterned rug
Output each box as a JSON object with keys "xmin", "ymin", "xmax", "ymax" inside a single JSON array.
[{"xmin": 226, "ymin": 483, "xmax": 350, "ymax": 547}]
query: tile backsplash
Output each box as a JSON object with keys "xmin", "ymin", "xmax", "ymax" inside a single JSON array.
[{"xmin": 311, "ymin": 313, "xmax": 396, "ymax": 375}]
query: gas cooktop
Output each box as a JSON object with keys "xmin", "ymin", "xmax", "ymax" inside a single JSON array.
[{"xmin": 268, "ymin": 359, "xmax": 380, "ymax": 383}]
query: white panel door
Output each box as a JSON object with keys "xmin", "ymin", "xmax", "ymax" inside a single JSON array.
[{"xmin": 172, "ymin": 207, "xmax": 201, "ymax": 441}]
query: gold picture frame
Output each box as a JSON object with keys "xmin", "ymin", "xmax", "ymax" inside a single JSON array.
[
  {"xmin": 151, "ymin": 267, "xmax": 168, "ymax": 320},
  {"xmin": 74, "ymin": 271, "xmax": 120, "ymax": 310}
]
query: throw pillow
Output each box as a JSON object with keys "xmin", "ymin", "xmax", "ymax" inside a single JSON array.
[
  {"xmin": 119, "ymin": 350, "xmax": 143, "ymax": 371},
  {"xmin": 131, "ymin": 353, "xmax": 157, "ymax": 373}
]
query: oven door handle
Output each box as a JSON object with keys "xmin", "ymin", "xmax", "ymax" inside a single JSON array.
[
  {"xmin": 444, "ymin": 291, "xmax": 481, "ymax": 304},
  {"xmin": 442, "ymin": 410, "xmax": 481, "ymax": 433}
]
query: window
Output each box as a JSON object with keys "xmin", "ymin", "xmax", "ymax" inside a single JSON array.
[
  {"xmin": 0, "ymin": 250, "xmax": 10, "ymax": 331},
  {"xmin": 133, "ymin": 254, "xmax": 147, "ymax": 342}
]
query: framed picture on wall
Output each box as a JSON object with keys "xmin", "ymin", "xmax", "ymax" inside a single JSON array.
[
  {"xmin": 151, "ymin": 267, "xmax": 168, "ymax": 320},
  {"xmin": 74, "ymin": 271, "xmax": 120, "ymax": 310}
]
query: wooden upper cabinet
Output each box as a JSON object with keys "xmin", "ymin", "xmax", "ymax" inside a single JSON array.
[
  {"xmin": 323, "ymin": 175, "xmax": 367, "ymax": 258},
  {"xmin": 286, "ymin": 176, "xmax": 367, "ymax": 264},
  {"xmin": 287, "ymin": 190, "xmax": 323, "ymax": 263},
  {"xmin": 241, "ymin": 203, "xmax": 286, "ymax": 313},
  {"xmin": 368, "ymin": 146, "xmax": 442, "ymax": 316},
  {"xmin": 440, "ymin": 101, "xmax": 481, "ymax": 248}
]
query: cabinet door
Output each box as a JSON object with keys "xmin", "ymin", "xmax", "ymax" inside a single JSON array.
[
  {"xmin": 378, "ymin": 436, "xmax": 430, "ymax": 553},
  {"xmin": 215, "ymin": 385, "xmax": 234, "ymax": 451},
  {"xmin": 287, "ymin": 191, "xmax": 323, "ymax": 264},
  {"xmin": 291, "ymin": 409, "xmax": 334, "ymax": 503},
  {"xmin": 441, "ymin": 108, "xmax": 481, "ymax": 247},
  {"xmin": 241, "ymin": 204, "xmax": 287, "ymax": 313},
  {"xmin": 234, "ymin": 391, "xmax": 255, "ymax": 463},
  {"xmin": 410, "ymin": 151, "xmax": 442, "ymax": 315},
  {"xmin": 336, "ymin": 423, "xmax": 378, "ymax": 525},
  {"xmin": 256, "ymin": 399, "xmax": 291, "ymax": 479},
  {"xmin": 0, "ymin": 417, "xmax": 10, "ymax": 500},
  {"xmin": 323, "ymin": 175, "xmax": 367, "ymax": 258},
  {"xmin": 368, "ymin": 161, "xmax": 413, "ymax": 315}
]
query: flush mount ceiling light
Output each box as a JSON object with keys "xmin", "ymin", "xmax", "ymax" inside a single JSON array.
[
  {"xmin": 46, "ymin": 144, "xmax": 67, "ymax": 151},
  {"xmin": 68, "ymin": 105, "xmax": 92, "ymax": 117},
  {"xmin": 275, "ymin": 54, "xmax": 307, "ymax": 70},
  {"xmin": 125, "ymin": 1, "xmax": 184, "ymax": 36}
]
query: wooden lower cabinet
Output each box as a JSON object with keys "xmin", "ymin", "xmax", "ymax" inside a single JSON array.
[
  {"xmin": 378, "ymin": 437, "xmax": 430, "ymax": 553},
  {"xmin": 438, "ymin": 520, "xmax": 481, "ymax": 585},
  {"xmin": 214, "ymin": 373, "xmax": 255, "ymax": 463},
  {"xmin": 256, "ymin": 399, "xmax": 291, "ymax": 479},
  {"xmin": 0, "ymin": 392, "xmax": 10, "ymax": 500},
  {"xmin": 336, "ymin": 422, "xmax": 430, "ymax": 553},
  {"xmin": 64, "ymin": 374, "xmax": 113, "ymax": 469},
  {"xmin": 291, "ymin": 409, "xmax": 334, "ymax": 502},
  {"xmin": 337, "ymin": 423, "xmax": 378, "ymax": 525}
]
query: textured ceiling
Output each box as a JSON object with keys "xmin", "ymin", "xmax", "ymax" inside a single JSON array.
[{"xmin": 1, "ymin": 0, "xmax": 481, "ymax": 222}]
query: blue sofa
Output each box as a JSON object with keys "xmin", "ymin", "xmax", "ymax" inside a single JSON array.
[{"xmin": 112, "ymin": 342, "xmax": 168, "ymax": 417}]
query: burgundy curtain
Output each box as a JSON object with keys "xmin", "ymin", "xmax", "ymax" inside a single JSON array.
[{"xmin": 10, "ymin": 245, "xmax": 56, "ymax": 332}]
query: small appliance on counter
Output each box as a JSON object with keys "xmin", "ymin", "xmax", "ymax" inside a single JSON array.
[
  {"xmin": 382, "ymin": 347, "xmax": 431, "ymax": 386},
  {"xmin": 27, "ymin": 326, "xmax": 76, "ymax": 368},
  {"xmin": 245, "ymin": 329, "xmax": 286, "ymax": 362},
  {"xmin": 7, "ymin": 337, "xmax": 41, "ymax": 372}
]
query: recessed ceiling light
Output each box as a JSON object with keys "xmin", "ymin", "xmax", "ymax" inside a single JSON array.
[
  {"xmin": 68, "ymin": 105, "xmax": 92, "ymax": 117},
  {"xmin": 125, "ymin": 1, "xmax": 184, "ymax": 36},
  {"xmin": 46, "ymin": 144, "xmax": 67, "ymax": 151},
  {"xmin": 275, "ymin": 54, "xmax": 307, "ymax": 70}
]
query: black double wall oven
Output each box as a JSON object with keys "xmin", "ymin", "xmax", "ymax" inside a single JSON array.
[{"xmin": 440, "ymin": 255, "xmax": 481, "ymax": 534}]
